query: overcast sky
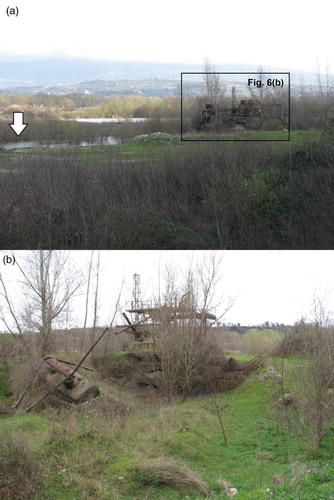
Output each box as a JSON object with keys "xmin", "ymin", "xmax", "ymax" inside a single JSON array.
[
  {"xmin": 1, "ymin": 0, "xmax": 332, "ymax": 73},
  {"xmin": 1, "ymin": 251, "xmax": 333, "ymax": 329}
]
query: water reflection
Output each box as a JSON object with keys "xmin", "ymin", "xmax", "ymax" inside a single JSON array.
[{"xmin": 2, "ymin": 136, "xmax": 121, "ymax": 150}]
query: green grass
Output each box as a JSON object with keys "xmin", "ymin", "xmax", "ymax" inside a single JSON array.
[
  {"xmin": 0, "ymin": 127, "xmax": 298, "ymax": 181},
  {"xmin": 1, "ymin": 356, "xmax": 333, "ymax": 499},
  {"xmin": 232, "ymin": 354, "xmax": 254, "ymax": 363},
  {"xmin": 0, "ymin": 129, "xmax": 320, "ymax": 159},
  {"xmin": 182, "ymin": 130, "xmax": 290, "ymax": 141}
]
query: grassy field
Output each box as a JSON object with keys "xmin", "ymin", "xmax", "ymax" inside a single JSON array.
[
  {"xmin": 1, "ymin": 355, "xmax": 334, "ymax": 499},
  {"xmin": 182, "ymin": 130, "xmax": 290, "ymax": 141}
]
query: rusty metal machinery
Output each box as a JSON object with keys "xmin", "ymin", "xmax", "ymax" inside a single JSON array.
[
  {"xmin": 21, "ymin": 324, "xmax": 135, "ymax": 412},
  {"xmin": 116, "ymin": 292, "xmax": 217, "ymax": 343},
  {"xmin": 198, "ymin": 100, "xmax": 262, "ymax": 130},
  {"xmin": 41, "ymin": 357, "xmax": 100, "ymax": 402},
  {"xmin": 197, "ymin": 85, "xmax": 283, "ymax": 131}
]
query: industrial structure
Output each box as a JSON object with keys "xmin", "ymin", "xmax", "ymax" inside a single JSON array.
[
  {"xmin": 197, "ymin": 86, "xmax": 283, "ymax": 131},
  {"xmin": 116, "ymin": 275, "xmax": 217, "ymax": 343}
]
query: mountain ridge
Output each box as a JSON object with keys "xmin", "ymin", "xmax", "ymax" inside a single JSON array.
[{"xmin": 0, "ymin": 58, "xmax": 319, "ymax": 90}]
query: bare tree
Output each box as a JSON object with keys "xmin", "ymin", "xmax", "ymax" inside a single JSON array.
[
  {"xmin": 146, "ymin": 254, "xmax": 234, "ymax": 402},
  {"xmin": 91, "ymin": 251, "xmax": 101, "ymax": 343},
  {"xmin": 274, "ymin": 304, "xmax": 334, "ymax": 451},
  {"xmin": 83, "ymin": 252, "xmax": 94, "ymax": 331},
  {"xmin": 314, "ymin": 59, "xmax": 334, "ymax": 126},
  {"xmin": 201, "ymin": 382, "xmax": 229, "ymax": 445},
  {"xmin": 247, "ymin": 65, "xmax": 266, "ymax": 103},
  {"xmin": 293, "ymin": 323, "xmax": 334, "ymax": 450},
  {"xmin": 81, "ymin": 251, "xmax": 94, "ymax": 351},
  {"xmin": 0, "ymin": 251, "xmax": 83, "ymax": 356},
  {"xmin": 203, "ymin": 57, "xmax": 225, "ymax": 106}
]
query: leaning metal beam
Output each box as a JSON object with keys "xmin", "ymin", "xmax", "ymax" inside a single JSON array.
[{"xmin": 23, "ymin": 324, "xmax": 141, "ymax": 413}]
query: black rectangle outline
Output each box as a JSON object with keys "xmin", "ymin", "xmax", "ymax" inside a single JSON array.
[{"xmin": 181, "ymin": 72, "xmax": 290, "ymax": 142}]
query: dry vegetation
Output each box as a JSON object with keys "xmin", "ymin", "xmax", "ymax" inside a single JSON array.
[
  {"xmin": 0, "ymin": 433, "xmax": 43, "ymax": 500},
  {"xmin": 1, "ymin": 88, "xmax": 334, "ymax": 249},
  {"xmin": 133, "ymin": 457, "xmax": 208, "ymax": 495},
  {"xmin": 272, "ymin": 322, "xmax": 334, "ymax": 451},
  {"xmin": 1, "ymin": 320, "xmax": 334, "ymax": 499},
  {"xmin": 1, "ymin": 126, "xmax": 334, "ymax": 249}
]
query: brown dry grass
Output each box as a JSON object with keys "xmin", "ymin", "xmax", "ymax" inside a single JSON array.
[
  {"xmin": 0, "ymin": 433, "xmax": 43, "ymax": 499},
  {"xmin": 133, "ymin": 457, "xmax": 208, "ymax": 495}
]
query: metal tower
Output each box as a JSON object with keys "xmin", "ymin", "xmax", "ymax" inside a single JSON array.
[{"xmin": 132, "ymin": 273, "xmax": 142, "ymax": 321}]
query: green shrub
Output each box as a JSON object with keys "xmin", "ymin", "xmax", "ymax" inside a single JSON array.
[{"xmin": 263, "ymin": 119, "xmax": 284, "ymax": 131}]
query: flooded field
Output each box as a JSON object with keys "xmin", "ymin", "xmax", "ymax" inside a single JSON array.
[{"xmin": 2, "ymin": 136, "xmax": 121, "ymax": 150}]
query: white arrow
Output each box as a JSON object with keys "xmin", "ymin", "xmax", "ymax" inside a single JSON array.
[{"xmin": 9, "ymin": 112, "xmax": 28, "ymax": 136}]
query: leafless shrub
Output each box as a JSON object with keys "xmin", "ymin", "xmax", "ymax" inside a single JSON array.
[
  {"xmin": 272, "ymin": 321, "xmax": 311, "ymax": 357},
  {"xmin": 2, "ymin": 129, "xmax": 334, "ymax": 249},
  {"xmin": 273, "ymin": 318, "xmax": 334, "ymax": 450},
  {"xmin": 200, "ymin": 384, "xmax": 229, "ymax": 445},
  {"xmin": 9, "ymin": 356, "xmax": 40, "ymax": 397}
]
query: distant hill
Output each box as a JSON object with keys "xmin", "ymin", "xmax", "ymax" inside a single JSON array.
[
  {"xmin": 0, "ymin": 57, "xmax": 320, "ymax": 95},
  {"xmin": 0, "ymin": 58, "xmax": 204, "ymax": 87},
  {"xmin": 2, "ymin": 79, "xmax": 183, "ymax": 97}
]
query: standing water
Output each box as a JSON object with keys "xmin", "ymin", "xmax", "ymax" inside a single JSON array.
[{"xmin": 2, "ymin": 136, "xmax": 121, "ymax": 150}]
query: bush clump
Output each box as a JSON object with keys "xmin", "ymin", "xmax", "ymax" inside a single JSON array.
[{"xmin": 263, "ymin": 119, "xmax": 284, "ymax": 131}]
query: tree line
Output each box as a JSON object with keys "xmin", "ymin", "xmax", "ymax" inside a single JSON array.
[{"xmin": 0, "ymin": 89, "xmax": 333, "ymax": 129}]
